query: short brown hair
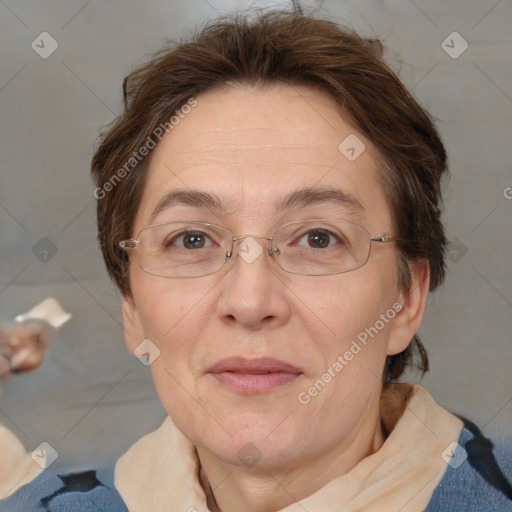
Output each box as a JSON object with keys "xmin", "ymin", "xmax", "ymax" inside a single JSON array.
[{"xmin": 91, "ymin": 9, "xmax": 449, "ymax": 383}]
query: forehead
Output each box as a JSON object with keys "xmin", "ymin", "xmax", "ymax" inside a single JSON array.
[{"xmin": 135, "ymin": 84, "xmax": 392, "ymax": 231}]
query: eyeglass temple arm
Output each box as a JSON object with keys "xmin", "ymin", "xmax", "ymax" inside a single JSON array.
[{"xmin": 370, "ymin": 235, "xmax": 396, "ymax": 243}]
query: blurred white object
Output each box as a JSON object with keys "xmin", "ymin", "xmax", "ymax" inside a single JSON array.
[
  {"xmin": 14, "ymin": 297, "xmax": 72, "ymax": 329},
  {"xmin": 0, "ymin": 298, "xmax": 71, "ymax": 381}
]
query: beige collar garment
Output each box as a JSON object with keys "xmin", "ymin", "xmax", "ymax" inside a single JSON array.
[
  {"xmin": 115, "ymin": 383, "xmax": 463, "ymax": 512},
  {"xmin": 0, "ymin": 424, "xmax": 44, "ymax": 499}
]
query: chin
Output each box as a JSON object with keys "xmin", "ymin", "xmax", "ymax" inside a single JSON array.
[{"xmin": 203, "ymin": 434, "xmax": 302, "ymax": 471}]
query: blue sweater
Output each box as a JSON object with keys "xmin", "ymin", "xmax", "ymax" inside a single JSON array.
[{"xmin": 1, "ymin": 420, "xmax": 511, "ymax": 511}]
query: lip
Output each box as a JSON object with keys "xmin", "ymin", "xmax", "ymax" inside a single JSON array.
[
  {"xmin": 207, "ymin": 357, "xmax": 303, "ymax": 394},
  {"xmin": 208, "ymin": 357, "xmax": 302, "ymax": 374}
]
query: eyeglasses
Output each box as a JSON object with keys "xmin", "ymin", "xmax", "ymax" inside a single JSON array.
[{"xmin": 118, "ymin": 219, "xmax": 396, "ymax": 278}]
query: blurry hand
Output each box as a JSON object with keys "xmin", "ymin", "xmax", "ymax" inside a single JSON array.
[{"xmin": 0, "ymin": 320, "xmax": 50, "ymax": 382}]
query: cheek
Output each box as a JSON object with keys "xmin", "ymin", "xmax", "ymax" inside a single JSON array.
[
  {"xmin": 131, "ymin": 269, "xmax": 206, "ymax": 339},
  {"xmin": 309, "ymin": 267, "xmax": 398, "ymax": 345},
  {"xmin": 295, "ymin": 267, "xmax": 399, "ymax": 401},
  {"xmin": 131, "ymin": 282, "xmax": 207, "ymax": 427},
  {"xmin": 294, "ymin": 279, "xmax": 398, "ymax": 430},
  {"xmin": 130, "ymin": 274, "xmax": 222, "ymax": 383}
]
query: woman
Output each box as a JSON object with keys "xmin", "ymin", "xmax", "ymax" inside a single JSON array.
[{"xmin": 2, "ymin": 8, "xmax": 511, "ymax": 512}]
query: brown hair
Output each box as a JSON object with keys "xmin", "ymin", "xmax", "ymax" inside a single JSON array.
[{"xmin": 91, "ymin": 9, "xmax": 449, "ymax": 383}]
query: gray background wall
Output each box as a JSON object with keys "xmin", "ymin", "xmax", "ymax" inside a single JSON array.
[{"xmin": 0, "ymin": 0, "xmax": 511, "ymax": 472}]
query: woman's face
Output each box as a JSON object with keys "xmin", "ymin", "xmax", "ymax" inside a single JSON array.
[{"xmin": 123, "ymin": 84, "xmax": 423, "ymax": 470}]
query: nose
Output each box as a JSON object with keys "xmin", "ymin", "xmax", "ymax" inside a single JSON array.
[{"xmin": 216, "ymin": 236, "xmax": 291, "ymax": 331}]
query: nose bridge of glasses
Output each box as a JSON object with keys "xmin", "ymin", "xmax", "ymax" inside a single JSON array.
[{"xmin": 227, "ymin": 234, "xmax": 276, "ymax": 262}]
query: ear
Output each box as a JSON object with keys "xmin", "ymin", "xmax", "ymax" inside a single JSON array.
[
  {"xmin": 387, "ymin": 260, "xmax": 430, "ymax": 355},
  {"xmin": 122, "ymin": 293, "xmax": 146, "ymax": 354}
]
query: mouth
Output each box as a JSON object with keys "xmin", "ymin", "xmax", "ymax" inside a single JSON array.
[{"xmin": 207, "ymin": 357, "xmax": 303, "ymax": 394}]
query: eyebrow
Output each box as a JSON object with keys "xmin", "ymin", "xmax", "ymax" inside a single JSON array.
[{"xmin": 149, "ymin": 187, "xmax": 364, "ymax": 222}]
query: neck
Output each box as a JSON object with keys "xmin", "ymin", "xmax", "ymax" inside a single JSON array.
[{"xmin": 196, "ymin": 402, "xmax": 385, "ymax": 512}]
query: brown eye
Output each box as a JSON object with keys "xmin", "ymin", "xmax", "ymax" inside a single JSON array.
[
  {"xmin": 296, "ymin": 229, "xmax": 342, "ymax": 249},
  {"xmin": 164, "ymin": 230, "xmax": 213, "ymax": 250},
  {"xmin": 182, "ymin": 232, "xmax": 206, "ymax": 249},
  {"xmin": 307, "ymin": 230, "xmax": 331, "ymax": 249}
]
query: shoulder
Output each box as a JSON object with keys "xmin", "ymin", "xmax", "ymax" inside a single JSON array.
[
  {"xmin": 0, "ymin": 466, "xmax": 127, "ymax": 512},
  {"xmin": 426, "ymin": 418, "xmax": 512, "ymax": 511}
]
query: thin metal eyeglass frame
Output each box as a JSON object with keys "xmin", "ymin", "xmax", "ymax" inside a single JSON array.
[{"xmin": 118, "ymin": 219, "xmax": 397, "ymax": 278}]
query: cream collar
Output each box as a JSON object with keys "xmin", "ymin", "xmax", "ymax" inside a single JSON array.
[{"xmin": 115, "ymin": 384, "xmax": 463, "ymax": 512}]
